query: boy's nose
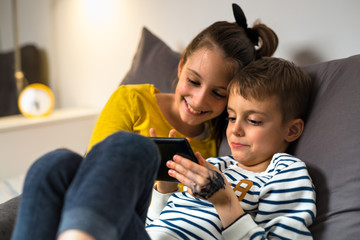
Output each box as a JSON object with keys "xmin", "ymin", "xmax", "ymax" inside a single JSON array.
[{"xmin": 232, "ymin": 121, "xmax": 245, "ymax": 136}]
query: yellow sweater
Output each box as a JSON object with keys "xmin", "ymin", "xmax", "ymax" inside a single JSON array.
[{"xmin": 88, "ymin": 84, "xmax": 217, "ymax": 158}]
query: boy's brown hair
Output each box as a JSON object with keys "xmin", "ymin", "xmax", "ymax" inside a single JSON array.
[{"xmin": 228, "ymin": 57, "xmax": 312, "ymax": 122}]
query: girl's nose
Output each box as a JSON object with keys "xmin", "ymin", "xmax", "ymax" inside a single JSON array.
[{"xmin": 193, "ymin": 89, "xmax": 208, "ymax": 106}]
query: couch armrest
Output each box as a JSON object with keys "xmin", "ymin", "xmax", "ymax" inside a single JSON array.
[{"xmin": 0, "ymin": 196, "xmax": 20, "ymax": 240}]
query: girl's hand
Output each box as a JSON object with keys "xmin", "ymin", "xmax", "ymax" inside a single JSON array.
[{"xmin": 149, "ymin": 128, "xmax": 179, "ymax": 193}]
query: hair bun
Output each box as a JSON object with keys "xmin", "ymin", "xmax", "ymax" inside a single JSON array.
[{"xmin": 232, "ymin": 3, "xmax": 259, "ymax": 46}]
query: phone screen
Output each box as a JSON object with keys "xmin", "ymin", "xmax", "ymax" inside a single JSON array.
[{"xmin": 149, "ymin": 137, "xmax": 197, "ymax": 182}]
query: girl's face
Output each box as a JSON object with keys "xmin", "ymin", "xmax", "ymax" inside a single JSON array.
[{"xmin": 175, "ymin": 48, "xmax": 233, "ymax": 127}]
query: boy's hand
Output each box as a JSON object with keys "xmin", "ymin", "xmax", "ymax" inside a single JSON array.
[
  {"xmin": 167, "ymin": 153, "xmax": 245, "ymax": 228},
  {"xmin": 167, "ymin": 152, "xmax": 227, "ymax": 200},
  {"xmin": 149, "ymin": 128, "xmax": 179, "ymax": 193}
]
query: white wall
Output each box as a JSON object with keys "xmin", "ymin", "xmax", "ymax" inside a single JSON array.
[{"xmin": 1, "ymin": 0, "xmax": 360, "ymax": 111}]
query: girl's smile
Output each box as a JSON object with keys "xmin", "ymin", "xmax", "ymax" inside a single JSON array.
[{"xmin": 184, "ymin": 98, "xmax": 208, "ymax": 115}]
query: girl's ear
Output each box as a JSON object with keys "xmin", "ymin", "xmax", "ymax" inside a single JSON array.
[
  {"xmin": 285, "ymin": 119, "xmax": 304, "ymax": 143},
  {"xmin": 177, "ymin": 55, "xmax": 185, "ymax": 79}
]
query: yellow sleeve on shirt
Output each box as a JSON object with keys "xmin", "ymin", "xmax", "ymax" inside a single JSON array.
[{"xmin": 87, "ymin": 84, "xmax": 217, "ymax": 158}]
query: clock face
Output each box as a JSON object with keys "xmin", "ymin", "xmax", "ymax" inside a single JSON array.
[{"xmin": 18, "ymin": 83, "xmax": 54, "ymax": 118}]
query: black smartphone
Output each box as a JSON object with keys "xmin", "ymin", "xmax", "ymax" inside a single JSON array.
[{"xmin": 149, "ymin": 137, "xmax": 198, "ymax": 182}]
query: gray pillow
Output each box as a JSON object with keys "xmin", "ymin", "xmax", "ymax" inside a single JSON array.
[
  {"xmin": 120, "ymin": 27, "xmax": 181, "ymax": 93},
  {"xmin": 121, "ymin": 27, "xmax": 234, "ymax": 157},
  {"xmin": 294, "ymin": 55, "xmax": 360, "ymax": 239}
]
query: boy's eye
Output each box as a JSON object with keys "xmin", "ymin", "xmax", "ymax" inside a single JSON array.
[
  {"xmin": 248, "ymin": 119, "xmax": 262, "ymax": 125},
  {"xmin": 226, "ymin": 117, "xmax": 236, "ymax": 122}
]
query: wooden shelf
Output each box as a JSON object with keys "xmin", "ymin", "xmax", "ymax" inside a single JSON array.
[
  {"xmin": 0, "ymin": 107, "xmax": 100, "ymax": 179},
  {"xmin": 0, "ymin": 108, "xmax": 100, "ymax": 133}
]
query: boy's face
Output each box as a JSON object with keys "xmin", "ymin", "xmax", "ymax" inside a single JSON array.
[{"xmin": 226, "ymin": 92, "xmax": 295, "ymax": 172}]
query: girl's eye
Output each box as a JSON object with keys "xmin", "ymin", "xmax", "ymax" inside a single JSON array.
[
  {"xmin": 187, "ymin": 78, "xmax": 200, "ymax": 86},
  {"xmin": 213, "ymin": 90, "xmax": 227, "ymax": 99},
  {"xmin": 248, "ymin": 119, "xmax": 262, "ymax": 125},
  {"xmin": 187, "ymin": 78, "xmax": 226, "ymax": 99}
]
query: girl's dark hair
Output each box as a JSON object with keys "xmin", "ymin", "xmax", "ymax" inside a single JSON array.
[
  {"xmin": 183, "ymin": 21, "xmax": 278, "ymax": 69},
  {"xmin": 179, "ymin": 20, "xmax": 278, "ymax": 150}
]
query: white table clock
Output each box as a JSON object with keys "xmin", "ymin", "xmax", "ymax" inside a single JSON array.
[{"xmin": 18, "ymin": 83, "xmax": 55, "ymax": 118}]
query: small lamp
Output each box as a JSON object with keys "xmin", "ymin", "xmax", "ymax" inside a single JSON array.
[{"xmin": 12, "ymin": 0, "xmax": 54, "ymax": 118}]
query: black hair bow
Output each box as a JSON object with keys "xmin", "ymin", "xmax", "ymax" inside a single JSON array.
[{"xmin": 232, "ymin": 3, "xmax": 259, "ymax": 46}]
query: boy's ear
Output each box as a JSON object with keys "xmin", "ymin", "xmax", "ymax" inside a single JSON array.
[
  {"xmin": 177, "ymin": 55, "xmax": 185, "ymax": 78},
  {"xmin": 285, "ymin": 119, "xmax": 304, "ymax": 143}
]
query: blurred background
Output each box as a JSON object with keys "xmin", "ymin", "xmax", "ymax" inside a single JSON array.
[{"xmin": 1, "ymin": 0, "xmax": 359, "ymax": 111}]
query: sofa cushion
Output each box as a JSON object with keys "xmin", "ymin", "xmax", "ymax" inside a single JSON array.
[
  {"xmin": 120, "ymin": 27, "xmax": 181, "ymax": 93},
  {"xmin": 294, "ymin": 54, "xmax": 360, "ymax": 239}
]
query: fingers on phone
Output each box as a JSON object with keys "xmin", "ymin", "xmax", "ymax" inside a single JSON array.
[
  {"xmin": 168, "ymin": 129, "xmax": 177, "ymax": 138},
  {"xmin": 150, "ymin": 128, "xmax": 177, "ymax": 138},
  {"xmin": 195, "ymin": 152, "xmax": 206, "ymax": 165},
  {"xmin": 171, "ymin": 156, "xmax": 207, "ymax": 184},
  {"xmin": 149, "ymin": 128, "xmax": 157, "ymax": 137},
  {"xmin": 168, "ymin": 167, "xmax": 194, "ymax": 186},
  {"xmin": 174, "ymin": 154, "xmax": 202, "ymax": 173}
]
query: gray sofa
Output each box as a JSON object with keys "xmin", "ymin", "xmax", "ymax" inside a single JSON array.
[
  {"xmin": 1, "ymin": 27, "xmax": 359, "ymax": 239},
  {"xmin": 293, "ymin": 54, "xmax": 360, "ymax": 239},
  {"xmin": 0, "ymin": 197, "xmax": 20, "ymax": 239}
]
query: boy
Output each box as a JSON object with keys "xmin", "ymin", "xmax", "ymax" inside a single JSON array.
[{"xmin": 146, "ymin": 57, "xmax": 316, "ymax": 239}]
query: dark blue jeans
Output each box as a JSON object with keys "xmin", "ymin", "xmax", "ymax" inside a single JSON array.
[{"xmin": 11, "ymin": 131, "xmax": 160, "ymax": 240}]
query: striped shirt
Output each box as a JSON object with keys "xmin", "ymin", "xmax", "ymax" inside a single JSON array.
[{"xmin": 146, "ymin": 153, "xmax": 316, "ymax": 239}]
